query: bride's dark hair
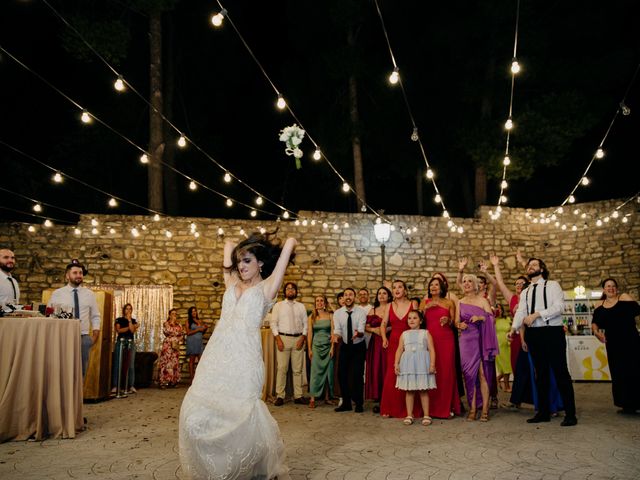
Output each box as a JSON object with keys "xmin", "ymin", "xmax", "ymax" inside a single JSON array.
[{"xmin": 230, "ymin": 230, "xmax": 294, "ymax": 278}]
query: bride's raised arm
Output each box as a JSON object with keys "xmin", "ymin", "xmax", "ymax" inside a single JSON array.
[
  {"xmin": 263, "ymin": 237, "xmax": 297, "ymax": 300},
  {"xmin": 223, "ymin": 240, "xmax": 239, "ymax": 289}
]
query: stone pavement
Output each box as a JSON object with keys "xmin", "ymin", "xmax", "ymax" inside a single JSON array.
[{"xmin": 1, "ymin": 383, "xmax": 639, "ymax": 480}]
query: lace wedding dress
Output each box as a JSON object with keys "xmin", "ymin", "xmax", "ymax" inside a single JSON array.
[{"xmin": 179, "ymin": 281, "xmax": 289, "ymax": 479}]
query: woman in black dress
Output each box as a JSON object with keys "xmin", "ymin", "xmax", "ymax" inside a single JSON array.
[{"xmin": 591, "ymin": 278, "xmax": 640, "ymax": 414}]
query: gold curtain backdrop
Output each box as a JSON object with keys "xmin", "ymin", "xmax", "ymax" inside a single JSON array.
[{"xmin": 93, "ymin": 285, "xmax": 173, "ymax": 353}]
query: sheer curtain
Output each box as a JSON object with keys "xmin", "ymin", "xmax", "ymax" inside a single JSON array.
[{"xmin": 94, "ymin": 285, "xmax": 173, "ymax": 352}]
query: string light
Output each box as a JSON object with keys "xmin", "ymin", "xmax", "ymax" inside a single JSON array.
[
  {"xmin": 91, "ymin": 218, "xmax": 99, "ymax": 226},
  {"xmin": 276, "ymin": 94, "xmax": 286, "ymax": 110},
  {"xmin": 434, "ymin": 194, "xmax": 441, "ymax": 203},
  {"xmin": 153, "ymin": 214, "xmax": 160, "ymax": 222},
  {"xmin": 302, "ymin": 219, "xmax": 308, "ymax": 226},
  {"xmin": 114, "ymin": 76, "xmax": 125, "ymax": 92},
  {"xmin": 139, "ymin": 153, "xmax": 149, "ymax": 164},
  {"xmin": 410, "ymin": 127, "xmax": 419, "ymax": 142},
  {"xmin": 568, "ymin": 195, "xmax": 576, "ymax": 204},
  {"xmin": 259, "ymin": 227, "xmax": 266, "ymax": 234},
  {"xmin": 210, "ymin": 9, "xmax": 227, "ymax": 27},
  {"xmin": 217, "ymin": 227, "xmax": 224, "ymax": 236},
  {"xmin": 165, "ymin": 230, "xmax": 173, "ymax": 238},
  {"xmin": 294, "ymin": 219, "xmax": 300, "ymax": 226},
  {"xmin": 342, "ymin": 182, "xmax": 350, "ymax": 193},
  {"xmin": 131, "ymin": 227, "xmax": 140, "ymax": 237},
  {"xmin": 622, "ymin": 217, "xmax": 629, "ymax": 224},
  {"xmin": 388, "ymin": 67, "xmax": 400, "ymax": 85},
  {"xmin": 80, "ymin": 109, "xmax": 92, "ymax": 124},
  {"xmin": 312, "ymin": 149, "xmax": 321, "ymax": 161},
  {"xmin": 223, "ymin": 172, "xmax": 232, "ymax": 183},
  {"xmin": 595, "ymin": 148, "xmax": 604, "ymax": 159},
  {"xmin": 425, "ymin": 169, "xmax": 434, "ymax": 179},
  {"xmin": 194, "ymin": 231, "xmax": 200, "ymax": 238},
  {"xmin": 500, "ymin": 195, "xmax": 507, "ymax": 203},
  {"xmin": 510, "ymin": 58, "xmax": 521, "ymax": 74},
  {"xmin": 322, "ymin": 222, "xmax": 328, "ymax": 229},
  {"xmin": 501, "ymin": 180, "xmax": 508, "ymax": 189},
  {"xmin": 333, "ymin": 224, "xmax": 339, "ymax": 231},
  {"xmin": 226, "ymin": 198, "xmax": 233, "ymax": 207},
  {"xmin": 28, "ymin": 225, "xmax": 36, "ymax": 233},
  {"xmin": 109, "ymin": 228, "xmax": 116, "ymax": 234},
  {"xmin": 503, "ymin": 156, "xmax": 511, "ymax": 166},
  {"xmin": 33, "ymin": 203, "xmax": 42, "ymax": 212},
  {"xmin": 343, "ymin": 222, "xmax": 349, "ymax": 228},
  {"xmin": 52, "ymin": 172, "xmax": 63, "ymax": 183},
  {"xmin": 141, "ymin": 224, "xmax": 147, "ymax": 230},
  {"xmin": 108, "ymin": 197, "xmax": 118, "ymax": 207},
  {"xmin": 189, "ymin": 181, "xmax": 198, "ymax": 191},
  {"xmin": 282, "ymin": 211, "xmax": 290, "ymax": 219},
  {"xmin": 255, "ymin": 196, "xmax": 263, "ymax": 205},
  {"xmin": 177, "ymin": 136, "xmax": 187, "ymax": 148},
  {"xmin": 43, "ymin": 219, "xmax": 53, "ymax": 227},
  {"xmin": 74, "ymin": 228, "xmax": 81, "ymax": 235},
  {"xmin": 504, "ymin": 117, "xmax": 513, "ymax": 130},
  {"xmin": 581, "ymin": 177, "xmax": 590, "ymax": 186},
  {"xmin": 250, "ymin": 209, "xmax": 257, "ymax": 217},
  {"xmin": 442, "ymin": 210, "xmax": 450, "ymax": 218},
  {"xmin": 91, "ymin": 227, "xmax": 99, "ymax": 235}
]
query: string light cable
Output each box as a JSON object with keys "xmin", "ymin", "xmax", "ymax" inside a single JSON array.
[{"xmin": 372, "ymin": 0, "xmax": 463, "ymax": 233}]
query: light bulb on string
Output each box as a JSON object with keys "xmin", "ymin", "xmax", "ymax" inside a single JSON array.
[
  {"xmin": 131, "ymin": 227, "xmax": 140, "ymax": 237},
  {"xmin": 311, "ymin": 220, "xmax": 316, "ymax": 226},
  {"xmin": 572, "ymin": 225, "xmax": 578, "ymax": 231},
  {"xmin": 302, "ymin": 219, "xmax": 308, "ymax": 226},
  {"xmin": 260, "ymin": 227, "xmax": 266, "ymax": 234},
  {"xmin": 561, "ymin": 224, "xmax": 567, "ymax": 230},
  {"xmin": 194, "ymin": 231, "xmax": 200, "ymax": 238},
  {"xmin": 457, "ymin": 226, "xmax": 464, "ymax": 234},
  {"xmin": 343, "ymin": 222, "xmax": 349, "ymax": 228},
  {"xmin": 581, "ymin": 213, "xmax": 586, "ymax": 219},
  {"xmin": 108, "ymin": 198, "xmax": 118, "ymax": 207},
  {"xmin": 622, "ymin": 216, "xmax": 629, "ymax": 224},
  {"xmin": 28, "ymin": 225, "xmax": 36, "ymax": 233},
  {"xmin": 500, "ymin": 195, "xmax": 507, "ymax": 204},
  {"xmin": 360, "ymin": 205, "xmax": 367, "ymax": 212},
  {"xmin": 375, "ymin": 217, "xmax": 382, "ymax": 225},
  {"xmin": 604, "ymin": 216, "xmax": 610, "ymax": 223},
  {"xmin": 501, "ymin": 180, "xmax": 508, "ymax": 189},
  {"xmin": 557, "ymin": 207, "xmax": 564, "ymax": 214},
  {"xmin": 189, "ymin": 181, "xmax": 197, "ymax": 191},
  {"xmin": 255, "ymin": 196, "xmax": 263, "ymax": 205},
  {"xmin": 410, "ymin": 127, "xmax": 419, "ymax": 142},
  {"xmin": 165, "ymin": 230, "xmax": 173, "ymax": 238},
  {"xmin": 223, "ymin": 172, "xmax": 232, "ymax": 183},
  {"xmin": 226, "ymin": 198, "xmax": 233, "ymax": 207},
  {"xmin": 425, "ymin": 169, "xmax": 434, "ymax": 179},
  {"xmin": 91, "ymin": 218, "xmax": 99, "ymax": 226},
  {"xmin": 141, "ymin": 224, "xmax": 147, "ymax": 231},
  {"xmin": 442, "ymin": 210, "xmax": 450, "ymax": 219},
  {"xmin": 620, "ymin": 102, "xmax": 631, "ymax": 115},
  {"xmin": 322, "ymin": 222, "xmax": 328, "ymax": 229},
  {"xmin": 551, "ymin": 214, "xmax": 557, "ymax": 221},
  {"xmin": 573, "ymin": 209, "xmax": 580, "ymax": 215},
  {"xmin": 342, "ymin": 182, "xmax": 350, "ymax": 193},
  {"xmin": 450, "ymin": 226, "xmax": 457, "ymax": 232},
  {"xmin": 612, "ymin": 210, "xmax": 619, "ymax": 219},
  {"xmin": 312, "ymin": 149, "xmax": 321, "ymax": 161},
  {"xmin": 190, "ymin": 223, "xmax": 197, "ymax": 231},
  {"xmin": 239, "ymin": 228, "xmax": 246, "ymax": 236},
  {"xmin": 496, "ymin": 206, "xmax": 502, "ymax": 213},
  {"xmin": 92, "ymin": 227, "xmax": 99, "ymax": 235},
  {"xmin": 388, "ymin": 67, "xmax": 400, "ymax": 85},
  {"xmin": 447, "ymin": 220, "xmax": 453, "ymax": 227},
  {"xmin": 581, "ymin": 177, "xmax": 590, "ymax": 186},
  {"xmin": 114, "ymin": 76, "xmax": 126, "ymax": 92},
  {"xmin": 333, "ymin": 224, "xmax": 339, "ymax": 231},
  {"xmin": 596, "ymin": 219, "xmax": 603, "ymax": 227},
  {"xmin": 74, "ymin": 228, "xmax": 81, "ymax": 235},
  {"xmin": 276, "ymin": 94, "xmax": 286, "ymax": 110},
  {"xmin": 43, "ymin": 219, "xmax": 53, "ymax": 228},
  {"xmin": 250, "ymin": 209, "xmax": 257, "ymax": 217},
  {"xmin": 294, "ymin": 219, "xmax": 300, "ymax": 226},
  {"xmin": 434, "ymin": 194, "xmax": 441, "ymax": 203},
  {"xmin": 503, "ymin": 155, "xmax": 511, "ymax": 166},
  {"xmin": 33, "ymin": 203, "xmax": 42, "ymax": 213},
  {"xmin": 510, "ymin": 58, "xmax": 521, "ymax": 74},
  {"xmin": 217, "ymin": 227, "xmax": 224, "ymax": 236},
  {"xmin": 177, "ymin": 136, "xmax": 187, "ymax": 148},
  {"xmin": 568, "ymin": 195, "xmax": 576, "ymax": 204},
  {"xmin": 283, "ymin": 211, "xmax": 290, "ymax": 219},
  {"xmin": 504, "ymin": 117, "xmax": 513, "ymax": 130},
  {"xmin": 210, "ymin": 9, "xmax": 226, "ymax": 27},
  {"xmin": 52, "ymin": 172, "xmax": 63, "ymax": 183},
  {"xmin": 139, "ymin": 153, "xmax": 149, "ymax": 164},
  {"xmin": 153, "ymin": 214, "xmax": 160, "ymax": 222},
  {"xmin": 109, "ymin": 228, "xmax": 116, "ymax": 234},
  {"xmin": 595, "ymin": 148, "xmax": 604, "ymax": 159},
  {"xmin": 80, "ymin": 110, "xmax": 92, "ymax": 124}
]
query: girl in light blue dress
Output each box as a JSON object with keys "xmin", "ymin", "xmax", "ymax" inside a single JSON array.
[{"xmin": 395, "ymin": 310, "xmax": 437, "ymax": 426}]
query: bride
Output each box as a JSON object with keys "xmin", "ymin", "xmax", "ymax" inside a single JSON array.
[{"xmin": 179, "ymin": 233, "xmax": 296, "ymax": 479}]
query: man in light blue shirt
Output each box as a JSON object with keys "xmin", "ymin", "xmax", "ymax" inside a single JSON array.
[{"xmin": 333, "ymin": 287, "xmax": 367, "ymax": 413}]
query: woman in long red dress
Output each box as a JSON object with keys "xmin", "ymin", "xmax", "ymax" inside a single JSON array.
[
  {"xmin": 424, "ymin": 277, "xmax": 461, "ymax": 418},
  {"xmin": 380, "ymin": 280, "xmax": 421, "ymax": 418},
  {"xmin": 365, "ymin": 286, "xmax": 392, "ymax": 413}
]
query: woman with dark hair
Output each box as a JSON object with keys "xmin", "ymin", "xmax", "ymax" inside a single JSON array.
[
  {"xmin": 365, "ymin": 286, "xmax": 392, "ymax": 413},
  {"xmin": 308, "ymin": 294, "xmax": 335, "ymax": 408},
  {"xmin": 185, "ymin": 306, "xmax": 207, "ymax": 382},
  {"xmin": 424, "ymin": 277, "xmax": 460, "ymax": 418},
  {"xmin": 592, "ymin": 278, "xmax": 640, "ymax": 414},
  {"xmin": 179, "ymin": 232, "xmax": 296, "ymax": 479},
  {"xmin": 111, "ymin": 303, "xmax": 139, "ymax": 394},
  {"xmin": 159, "ymin": 308, "xmax": 183, "ymax": 388}
]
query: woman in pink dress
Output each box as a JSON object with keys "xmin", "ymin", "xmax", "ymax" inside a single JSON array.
[
  {"xmin": 424, "ymin": 277, "xmax": 461, "ymax": 418},
  {"xmin": 380, "ymin": 280, "xmax": 422, "ymax": 418},
  {"xmin": 365, "ymin": 286, "xmax": 392, "ymax": 413}
]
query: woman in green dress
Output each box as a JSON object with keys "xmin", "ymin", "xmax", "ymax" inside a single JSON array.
[
  {"xmin": 493, "ymin": 303, "xmax": 513, "ymax": 392},
  {"xmin": 308, "ymin": 295, "xmax": 335, "ymax": 408}
]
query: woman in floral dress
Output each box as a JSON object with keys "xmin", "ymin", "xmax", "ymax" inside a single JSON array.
[{"xmin": 159, "ymin": 308, "xmax": 184, "ymax": 388}]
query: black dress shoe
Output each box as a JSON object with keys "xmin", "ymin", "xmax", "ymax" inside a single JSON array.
[
  {"xmin": 293, "ymin": 397, "xmax": 309, "ymax": 405},
  {"xmin": 273, "ymin": 397, "xmax": 284, "ymax": 406},
  {"xmin": 560, "ymin": 416, "xmax": 578, "ymax": 427},
  {"xmin": 354, "ymin": 405, "xmax": 364, "ymax": 413},
  {"xmin": 334, "ymin": 405, "xmax": 352, "ymax": 412},
  {"xmin": 526, "ymin": 415, "xmax": 550, "ymax": 423}
]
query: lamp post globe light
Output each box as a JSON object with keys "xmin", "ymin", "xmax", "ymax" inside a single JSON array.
[{"xmin": 374, "ymin": 223, "xmax": 391, "ymax": 284}]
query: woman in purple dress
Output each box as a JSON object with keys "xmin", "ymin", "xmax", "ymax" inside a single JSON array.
[
  {"xmin": 455, "ymin": 274, "xmax": 498, "ymax": 421},
  {"xmin": 365, "ymin": 286, "xmax": 392, "ymax": 413}
]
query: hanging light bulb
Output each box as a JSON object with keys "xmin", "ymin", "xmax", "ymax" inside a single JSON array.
[
  {"xmin": 153, "ymin": 214, "xmax": 160, "ymax": 222},
  {"xmin": 260, "ymin": 227, "xmax": 266, "ymax": 234},
  {"xmin": 581, "ymin": 212, "xmax": 587, "ymax": 219},
  {"xmin": 551, "ymin": 214, "xmax": 557, "ymax": 221},
  {"xmin": 557, "ymin": 207, "xmax": 564, "ymax": 214},
  {"xmin": 250, "ymin": 209, "xmax": 257, "ymax": 217},
  {"xmin": 210, "ymin": 9, "xmax": 226, "ymax": 27},
  {"xmin": 114, "ymin": 76, "xmax": 126, "ymax": 92},
  {"xmin": 217, "ymin": 227, "xmax": 224, "ymax": 236},
  {"xmin": 573, "ymin": 209, "xmax": 580, "ymax": 215},
  {"xmin": 283, "ymin": 211, "xmax": 290, "ymax": 219},
  {"xmin": 604, "ymin": 216, "xmax": 610, "ymax": 223},
  {"xmin": 165, "ymin": 230, "xmax": 173, "ymax": 238},
  {"xmin": 343, "ymin": 222, "xmax": 349, "ymax": 228},
  {"xmin": 223, "ymin": 172, "xmax": 232, "ymax": 183},
  {"xmin": 447, "ymin": 220, "xmax": 453, "ymax": 227},
  {"xmin": 80, "ymin": 109, "xmax": 92, "ymax": 124},
  {"xmin": 43, "ymin": 219, "xmax": 53, "ymax": 228},
  {"xmin": 189, "ymin": 181, "xmax": 197, "ymax": 191},
  {"xmin": 52, "ymin": 172, "xmax": 63, "ymax": 183},
  {"xmin": 425, "ymin": 169, "xmax": 434, "ymax": 179},
  {"xmin": 510, "ymin": 58, "xmax": 521, "ymax": 74},
  {"xmin": 620, "ymin": 102, "xmax": 631, "ymax": 115},
  {"xmin": 500, "ymin": 195, "xmax": 507, "ymax": 204},
  {"xmin": 91, "ymin": 218, "xmax": 99, "ymax": 226},
  {"xmin": 410, "ymin": 127, "xmax": 419, "ymax": 142},
  {"xmin": 442, "ymin": 210, "xmax": 450, "ymax": 218},
  {"xmin": 322, "ymin": 222, "xmax": 328, "ymax": 229},
  {"xmin": 109, "ymin": 227, "xmax": 116, "ymax": 234},
  {"xmin": 33, "ymin": 203, "xmax": 42, "ymax": 213},
  {"xmin": 311, "ymin": 219, "xmax": 316, "ymax": 226},
  {"xmin": 294, "ymin": 219, "xmax": 300, "ymax": 226},
  {"xmin": 568, "ymin": 195, "xmax": 576, "ymax": 204},
  {"xmin": 342, "ymin": 182, "xmax": 350, "ymax": 192},
  {"xmin": 139, "ymin": 153, "xmax": 149, "ymax": 164},
  {"xmin": 457, "ymin": 226, "xmax": 464, "ymax": 234},
  {"xmin": 108, "ymin": 197, "xmax": 118, "ymax": 207},
  {"xmin": 388, "ymin": 67, "xmax": 400, "ymax": 85},
  {"xmin": 91, "ymin": 227, "xmax": 99, "ymax": 235},
  {"xmin": 74, "ymin": 228, "xmax": 81, "ymax": 235},
  {"xmin": 572, "ymin": 225, "xmax": 578, "ymax": 231},
  {"xmin": 595, "ymin": 148, "xmax": 604, "ymax": 159},
  {"xmin": 312, "ymin": 149, "xmax": 322, "ymax": 161},
  {"xmin": 194, "ymin": 231, "xmax": 200, "ymax": 238},
  {"xmin": 226, "ymin": 198, "xmax": 233, "ymax": 207},
  {"xmin": 255, "ymin": 196, "xmax": 263, "ymax": 205},
  {"xmin": 177, "ymin": 135, "xmax": 187, "ymax": 148},
  {"xmin": 596, "ymin": 219, "xmax": 603, "ymax": 227},
  {"xmin": 190, "ymin": 223, "xmax": 197, "ymax": 231},
  {"xmin": 503, "ymin": 155, "xmax": 511, "ymax": 166},
  {"xmin": 622, "ymin": 216, "xmax": 629, "ymax": 224},
  {"xmin": 434, "ymin": 194, "xmax": 441, "ymax": 203},
  {"xmin": 131, "ymin": 227, "xmax": 140, "ymax": 237},
  {"xmin": 360, "ymin": 205, "xmax": 367, "ymax": 212},
  {"xmin": 239, "ymin": 228, "xmax": 246, "ymax": 236},
  {"xmin": 581, "ymin": 177, "xmax": 590, "ymax": 186},
  {"xmin": 276, "ymin": 94, "xmax": 286, "ymax": 110},
  {"xmin": 141, "ymin": 224, "xmax": 147, "ymax": 230},
  {"xmin": 501, "ymin": 180, "xmax": 508, "ymax": 189},
  {"xmin": 612, "ymin": 210, "xmax": 619, "ymax": 219},
  {"xmin": 504, "ymin": 117, "xmax": 513, "ymax": 130},
  {"xmin": 28, "ymin": 225, "xmax": 36, "ymax": 233},
  {"xmin": 496, "ymin": 206, "xmax": 503, "ymax": 213},
  {"xmin": 450, "ymin": 226, "xmax": 457, "ymax": 232},
  {"xmin": 333, "ymin": 224, "xmax": 339, "ymax": 231},
  {"xmin": 302, "ymin": 219, "xmax": 308, "ymax": 226}
]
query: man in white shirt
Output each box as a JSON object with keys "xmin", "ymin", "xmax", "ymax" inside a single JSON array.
[
  {"xmin": 48, "ymin": 259, "xmax": 101, "ymax": 377},
  {"xmin": 512, "ymin": 257, "xmax": 577, "ymax": 426},
  {"xmin": 0, "ymin": 248, "xmax": 20, "ymax": 306},
  {"xmin": 357, "ymin": 287, "xmax": 373, "ymax": 347},
  {"xmin": 270, "ymin": 282, "xmax": 308, "ymax": 406},
  {"xmin": 333, "ymin": 287, "xmax": 367, "ymax": 413}
]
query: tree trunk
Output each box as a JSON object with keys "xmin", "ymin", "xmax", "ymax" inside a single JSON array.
[
  {"xmin": 162, "ymin": 13, "xmax": 178, "ymax": 215},
  {"xmin": 148, "ymin": 11, "xmax": 165, "ymax": 212},
  {"xmin": 347, "ymin": 29, "xmax": 366, "ymax": 210}
]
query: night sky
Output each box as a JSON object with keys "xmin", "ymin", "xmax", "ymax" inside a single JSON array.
[{"xmin": 1, "ymin": 0, "xmax": 638, "ymax": 226}]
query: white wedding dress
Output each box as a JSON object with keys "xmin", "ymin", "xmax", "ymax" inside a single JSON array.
[{"xmin": 179, "ymin": 281, "xmax": 289, "ymax": 480}]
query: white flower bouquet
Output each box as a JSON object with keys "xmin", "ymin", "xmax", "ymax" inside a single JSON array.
[{"xmin": 278, "ymin": 124, "xmax": 305, "ymax": 169}]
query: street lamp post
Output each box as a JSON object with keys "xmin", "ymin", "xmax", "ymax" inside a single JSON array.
[{"xmin": 373, "ymin": 223, "xmax": 391, "ymax": 284}]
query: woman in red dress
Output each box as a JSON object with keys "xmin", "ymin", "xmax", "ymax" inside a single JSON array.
[
  {"xmin": 380, "ymin": 280, "xmax": 421, "ymax": 418},
  {"xmin": 424, "ymin": 277, "xmax": 461, "ymax": 418},
  {"xmin": 365, "ymin": 286, "xmax": 392, "ymax": 413}
]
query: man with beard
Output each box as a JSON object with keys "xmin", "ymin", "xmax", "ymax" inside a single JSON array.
[
  {"xmin": 48, "ymin": 259, "xmax": 101, "ymax": 377},
  {"xmin": 0, "ymin": 248, "xmax": 20, "ymax": 305},
  {"xmin": 512, "ymin": 257, "xmax": 577, "ymax": 426},
  {"xmin": 333, "ymin": 287, "xmax": 367, "ymax": 413},
  {"xmin": 270, "ymin": 281, "xmax": 308, "ymax": 406}
]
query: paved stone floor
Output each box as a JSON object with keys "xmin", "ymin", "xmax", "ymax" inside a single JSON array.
[{"xmin": 1, "ymin": 383, "xmax": 639, "ymax": 480}]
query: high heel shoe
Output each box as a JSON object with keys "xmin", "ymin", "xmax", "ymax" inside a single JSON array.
[
  {"xmin": 467, "ymin": 410, "xmax": 477, "ymax": 421},
  {"xmin": 309, "ymin": 398, "xmax": 316, "ymax": 409},
  {"xmin": 480, "ymin": 411, "xmax": 490, "ymax": 422}
]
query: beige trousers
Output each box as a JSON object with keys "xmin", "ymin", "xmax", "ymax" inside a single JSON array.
[{"xmin": 275, "ymin": 335, "xmax": 305, "ymax": 399}]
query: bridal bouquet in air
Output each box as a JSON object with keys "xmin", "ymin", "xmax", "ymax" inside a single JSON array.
[{"xmin": 278, "ymin": 124, "xmax": 305, "ymax": 169}]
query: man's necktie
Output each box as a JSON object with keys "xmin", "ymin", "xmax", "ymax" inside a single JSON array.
[
  {"xmin": 73, "ymin": 288, "xmax": 80, "ymax": 319},
  {"xmin": 7, "ymin": 277, "xmax": 17, "ymax": 302},
  {"xmin": 530, "ymin": 284, "xmax": 538, "ymax": 314},
  {"xmin": 347, "ymin": 311, "xmax": 353, "ymax": 344}
]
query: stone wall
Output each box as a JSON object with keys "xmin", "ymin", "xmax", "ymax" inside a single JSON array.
[{"xmin": 2, "ymin": 198, "xmax": 639, "ymax": 341}]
